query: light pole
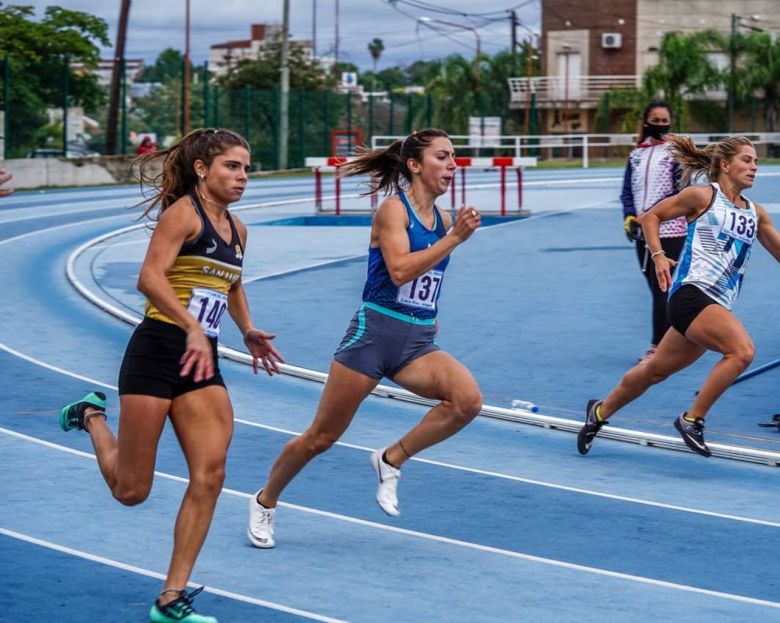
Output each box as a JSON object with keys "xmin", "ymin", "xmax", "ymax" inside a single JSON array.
[
  {"xmin": 418, "ymin": 16, "xmax": 481, "ymax": 83},
  {"xmin": 729, "ymin": 13, "xmax": 763, "ymax": 133},
  {"xmin": 183, "ymin": 0, "xmax": 191, "ymax": 134},
  {"xmin": 418, "ymin": 16, "xmax": 482, "ymax": 142}
]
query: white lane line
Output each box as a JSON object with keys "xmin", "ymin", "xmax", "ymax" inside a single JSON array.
[
  {"xmin": 0, "ymin": 528, "xmax": 348, "ymax": 623},
  {"xmin": 2, "ymin": 427, "xmax": 778, "ymax": 611},
  {"xmin": 231, "ymin": 419, "xmax": 780, "ymax": 529},
  {"xmin": 0, "ymin": 214, "xmax": 130, "ymax": 247},
  {"xmin": 1, "ymin": 341, "xmax": 778, "ymax": 529}
]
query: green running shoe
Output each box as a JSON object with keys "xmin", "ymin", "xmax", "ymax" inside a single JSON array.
[
  {"xmin": 149, "ymin": 587, "xmax": 218, "ymax": 623},
  {"xmin": 59, "ymin": 391, "xmax": 107, "ymax": 431}
]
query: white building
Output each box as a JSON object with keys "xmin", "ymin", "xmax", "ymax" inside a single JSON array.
[{"xmin": 209, "ymin": 24, "xmax": 314, "ymax": 77}]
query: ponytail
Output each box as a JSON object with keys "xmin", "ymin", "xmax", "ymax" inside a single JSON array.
[{"xmin": 666, "ymin": 134, "xmax": 753, "ymax": 188}]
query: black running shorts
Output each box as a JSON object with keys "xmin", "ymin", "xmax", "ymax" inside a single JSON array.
[
  {"xmin": 118, "ymin": 317, "xmax": 225, "ymax": 399},
  {"xmin": 667, "ymin": 284, "xmax": 720, "ymax": 336}
]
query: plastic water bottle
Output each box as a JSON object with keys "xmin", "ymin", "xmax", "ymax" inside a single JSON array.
[{"xmin": 511, "ymin": 399, "xmax": 539, "ymax": 413}]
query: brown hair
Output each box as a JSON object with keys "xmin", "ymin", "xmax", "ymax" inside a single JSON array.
[
  {"xmin": 136, "ymin": 128, "xmax": 250, "ymax": 220},
  {"xmin": 666, "ymin": 134, "xmax": 754, "ymax": 188},
  {"xmin": 339, "ymin": 128, "xmax": 450, "ymax": 196},
  {"xmin": 636, "ymin": 100, "xmax": 673, "ymax": 146}
]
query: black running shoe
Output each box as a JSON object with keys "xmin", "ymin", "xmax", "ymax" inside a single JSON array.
[
  {"xmin": 674, "ymin": 413, "xmax": 711, "ymax": 457},
  {"xmin": 577, "ymin": 399, "xmax": 604, "ymax": 455}
]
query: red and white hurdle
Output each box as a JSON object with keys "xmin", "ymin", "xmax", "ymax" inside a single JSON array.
[{"xmin": 305, "ymin": 155, "xmax": 537, "ymax": 216}]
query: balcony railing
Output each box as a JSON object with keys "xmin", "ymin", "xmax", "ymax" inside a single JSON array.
[{"xmin": 508, "ymin": 76, "xmax": 640, "ymax": 104}]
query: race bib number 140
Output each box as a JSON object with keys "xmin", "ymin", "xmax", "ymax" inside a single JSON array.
[
  {"xmin": 187, "ymin": 287, "xmax": 228, "ymax": 337},
  {"xmin": 396, "ymin": 269, "xmax": 443, "ymax": 310}
]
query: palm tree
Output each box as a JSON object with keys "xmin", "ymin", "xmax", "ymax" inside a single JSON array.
[
  {"xmin": 736, "ymin": 32, "xmax": 780, "ymax": 132},
  {"xmin": 368, "ymin": 38, "xmax": 384, "ymax": 74},
  {"xmin": 644, "ymin": 29, "xmax": 724, "ymax": 127},
  {"xmin": 597, "ymin": 30, "xmax": 724, "ymax": 133}
]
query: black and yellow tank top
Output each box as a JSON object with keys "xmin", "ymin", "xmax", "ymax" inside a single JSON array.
[{"xmin": 144, "ymin": 193, "xmax": 244, "ymax": 338}]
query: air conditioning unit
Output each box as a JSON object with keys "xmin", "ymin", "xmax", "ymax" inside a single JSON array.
[{"xmin": 602, "ymin": 33, "xmax": 622, "ymax": 49}]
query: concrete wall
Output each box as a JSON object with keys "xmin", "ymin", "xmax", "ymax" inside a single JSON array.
[{"xmin": 0, "ymin": 155, "xmax": 142, "ymax": 190}]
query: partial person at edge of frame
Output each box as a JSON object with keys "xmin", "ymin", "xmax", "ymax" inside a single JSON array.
[
  {"xmin": 620, "ymin": 100, "xmax": 687, "ymax": 363},
  {"xmin": 0, "ymin": 167, "xmax": 14, "ymax": 197},
  {"xmin": 59, "ymin": 128, "xmax": 285, "ymax": 623},
  {"xmin": 578, "ymin": 134, "xmax": 780, "ymax": 458},
  {"xmin": 247, "ymin": 128, "xmax": 483, "ymax": 549}
]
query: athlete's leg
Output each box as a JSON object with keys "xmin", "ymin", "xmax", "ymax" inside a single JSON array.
[
  {"xmin": 160, "ymin": 385, "xmax": 233, "ymax": 601},
  {"xmin": 683, "ymin": 305, "xmax": 754, "ymax": 419},
  {"xmin": 85, "ymin": 394, "xmax": 170, "ymax": 505},
  {"xmin": 598, "ymin": 328, "xmax": 706, "ymax": 420},
  {"xmin": 259, "ymin": 360, "xmax": 380, "ymax": 508},
  {"xmin": 388, "ymin": 350, "xmax": 482, "ymax": 467}
]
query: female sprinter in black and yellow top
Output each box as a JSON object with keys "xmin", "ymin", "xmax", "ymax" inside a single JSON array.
[{"xmin": 59, "ymin": 128, "xmax": 285, "ymax": 623}]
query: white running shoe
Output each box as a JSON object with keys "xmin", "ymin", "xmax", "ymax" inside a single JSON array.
[
  {"xmin": 370, "ymin": 448, "xmax": 401, "ymax": 517},
  {"xmin": 247, "ymin": 490, "xmax": 276, "ymax": 548}
]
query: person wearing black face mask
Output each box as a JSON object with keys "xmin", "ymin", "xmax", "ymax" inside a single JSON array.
[{"xmin": 620, "ymin": 100, "xmax": 687, "ymax": 363}]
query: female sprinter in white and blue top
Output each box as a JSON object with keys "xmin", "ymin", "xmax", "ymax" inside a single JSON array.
[{"xmin": 579, "ymin": 135, "xmax": 780, "ymax": 458}]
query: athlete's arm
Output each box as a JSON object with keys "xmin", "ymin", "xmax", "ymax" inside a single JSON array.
[
  {"xmin": 374, "ymin": 197, "xmax": 479, "ymax": 286},
  {"xmin": 137, "ymin": 197, "xmax": 214, "ymax": 381},
  {"xmin": 640, "ymin": 185, "xmax": 710, "ymax": 292},
  {"xmin": 226, "ymin": 218, "xmax": 284, "ymax": 375},
  {"xmin": 755, "ymin": 204, "xmax": 780, "ymax": 263}
]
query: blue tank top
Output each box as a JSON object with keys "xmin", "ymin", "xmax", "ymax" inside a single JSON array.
[{"xmin": 361, "ymin": 191, "xmax": 449, "ymax": 321}]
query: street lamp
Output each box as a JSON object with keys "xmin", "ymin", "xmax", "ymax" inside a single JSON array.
[{"xmin": 418, "ymin": 16, "xmax": 482, "ymax": 146}]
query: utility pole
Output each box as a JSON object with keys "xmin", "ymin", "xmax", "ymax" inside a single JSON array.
[
  {"xmin": 279, "ymin": 0, "xmax": 290, "ymax": 170},
  {"xmin": 312, "ymin": 0, "xmax": 317, "ymax": 57},
  {"xmin": 511, "ymin": 10, "xmax": 518, "ymax": 71},
  {"xmin": 334, "ymin": 0, "xmax": 340, "ymax": 78},
  {"xmin": 728, "ymin": 13, "xmax": 736, "ymax": 133},
  {"xmin": 183, "ymin": 0, "xmax": 191, "ymax": 134},
  {"xmin": 106, "ymin": 0, "xmax": 131, "ymax": 155}
]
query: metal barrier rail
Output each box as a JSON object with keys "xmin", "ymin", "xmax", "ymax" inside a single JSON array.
[{"xmin": 66, "ymin": 211, "xmax": 780, "ymax": 468}]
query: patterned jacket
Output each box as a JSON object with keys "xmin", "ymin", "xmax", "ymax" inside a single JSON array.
[{"xmin": 620, "ymin": 139, "xmax": 687, "ymax": 238}]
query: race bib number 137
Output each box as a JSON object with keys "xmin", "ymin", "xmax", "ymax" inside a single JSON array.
[
  {"xmin": 187, "ymin": 287, "xmax": 228, "ymax": 337},
  {"xmin": 396, "ymin": 269, "xmax": 443, "ymax": 310}
]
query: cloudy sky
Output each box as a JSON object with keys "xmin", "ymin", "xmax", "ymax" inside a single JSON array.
[{"xmin": 27, "ymin": 0, "xmax": 540, "ymax": 69}]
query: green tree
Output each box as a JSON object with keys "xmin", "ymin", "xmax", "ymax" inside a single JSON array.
[
  {"xmin": 644, "ymin": 29, "xmax": 725, "ymax": 128},
  {"xmin": 367, "ymin": 37, "xmax": 384, "ymax": 73},
  {"xmin": 218, "ymin": 44, "xmax": 329, "ymax": 91},
  {"xmin": 0, "ymin": 4, "xmax": 109, "ymax": 156},
  {"xmin": 137, "ymin": 48, "xmax": 185, "ymax": 84},
  {"xmin": 596, "ymin": 30, "xmax": 724, "ymax": 134},
  {"xmin": 735, "ymin": 31, "xmax": 780, "ymax": 132}
]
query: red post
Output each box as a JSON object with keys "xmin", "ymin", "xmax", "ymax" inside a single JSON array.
[
  {"xmin": 335, "ymin": 166, "xmax": 341, "ymax": 216},
  {"xmin": 517, "ymin": 167, "xmax": 523, "ymax": 210},
  {"xmin": 461, "ymin": 167, "xmax": 466, "ymax": 207},
  {"xmin": 314, "ymin": 168, "xmax": 322, "ymax": 210},
  {"xmin": 500, "ymin": 166, "xmax": 506, "ymax": 216},
  {"xmin": 451, "ymin": 170, "xmax": 456, "ymax": 209}
]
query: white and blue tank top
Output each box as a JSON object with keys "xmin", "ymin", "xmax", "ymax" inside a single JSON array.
[
  {"xmin": 670, "ymin": 182, "xmax": 758, "ymax": 310},
  {"xmin": 361, "ymin": 191, "xmax": 449, "ymax": 321}
]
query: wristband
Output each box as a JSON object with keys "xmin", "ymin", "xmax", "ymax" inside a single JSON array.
[{"xmin": 650, "ymin": 250, "xmax": 665, "ymax": 258}]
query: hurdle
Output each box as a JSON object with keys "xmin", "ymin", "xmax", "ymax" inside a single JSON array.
[{"xmin": 305, "ymin": 155, "xmax": 537, "ymax": 216}]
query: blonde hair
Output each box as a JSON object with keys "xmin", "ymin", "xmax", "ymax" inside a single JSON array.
[{"xmin": 666, "ymin": 134, "xmax": 754, "ymax": 188}]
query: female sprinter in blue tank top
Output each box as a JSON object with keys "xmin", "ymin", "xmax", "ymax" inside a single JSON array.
[
  {"xmin": 248, "ymin": 129, "xmax": 483, "ymax": 548},
  {"xmin": 578, "ymin": 135, "xmax": 780, "ymax": 458},
  {"xmin": 59, "ymin": 129, "xmax": 284, "ymax": 623}
]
